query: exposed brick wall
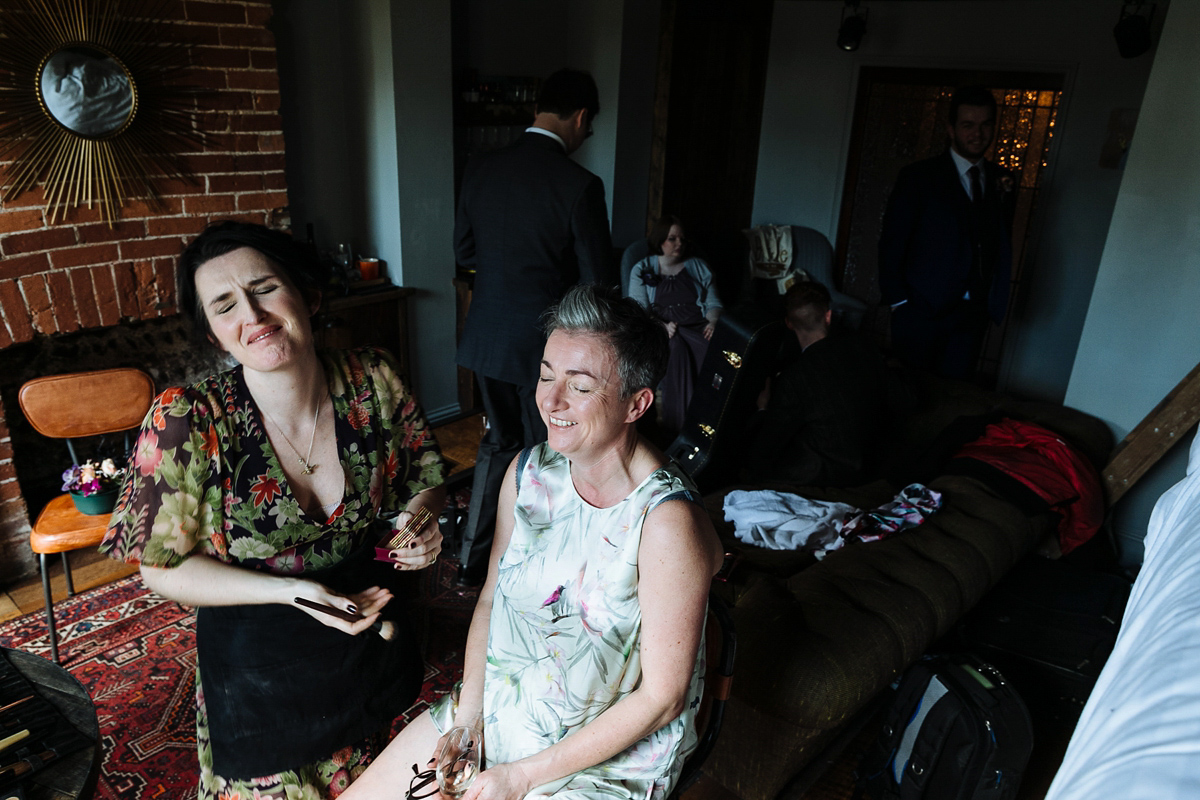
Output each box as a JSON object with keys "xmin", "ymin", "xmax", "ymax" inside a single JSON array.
[{"xmin": 0, "ymin": 0, "xmax": 290, "ymax": 584}]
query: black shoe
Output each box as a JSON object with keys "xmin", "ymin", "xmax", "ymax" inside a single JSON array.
[{"xmin": 455, "ymin": 566, "xmax": 485, "ymax": 589}]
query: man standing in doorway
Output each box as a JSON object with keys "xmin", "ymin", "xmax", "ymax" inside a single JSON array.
[
  {"xmin": 878, "ymin": 85, "xmax": 1015, "ymax": 380},
  {"xmin": 454, "ymin": 69, "xmax": 615, "ymax": 587}
]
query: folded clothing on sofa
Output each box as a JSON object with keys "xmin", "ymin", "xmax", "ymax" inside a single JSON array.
[{"xmin": 723, "ymin": 484, "xmax": 942, "ymax": 556}]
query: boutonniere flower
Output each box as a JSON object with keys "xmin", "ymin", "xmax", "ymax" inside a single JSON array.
[
  {"xmin": 640, "ymin": 267, "xmax": 663, "ymax": 287},
  {"xmin": 996, "ymin": 175, "xmax": 1015, "ymax": 193}
]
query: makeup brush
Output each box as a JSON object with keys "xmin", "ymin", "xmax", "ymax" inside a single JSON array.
[
  {"xmin": 0, "ymin": 696, "xmax": 32, "ymax": 716},
  {"xmin": 0, "ymin": 748, "xmax": 54, "ymax": 779},
  {"xmin": 0, "ymin": 730, "xmax": 29, "ymax": 755},
  {"xmin": 294, "ymin": 597, "xmax": 396, "ymax": 641},
  {"xmin": 386, "ymin": 506, "xmax": 433, "ymax": 550}
]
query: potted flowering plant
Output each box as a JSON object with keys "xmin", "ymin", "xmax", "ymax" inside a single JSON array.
[{"xmin": 61, "ymin": 458, "xmax": 126, "ymax": 515}]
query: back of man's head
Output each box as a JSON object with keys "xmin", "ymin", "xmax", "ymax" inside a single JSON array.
[
  {"xmin": 784, "ymin": 280, "xmax": 832, "ymax": 334},
  {"xmin": 949, "ymin": 85, "xmax": 997, "ymax": 125},
  {"xmin": 538, "ymin": 69, "xmax": 600, "ymax": 121}
]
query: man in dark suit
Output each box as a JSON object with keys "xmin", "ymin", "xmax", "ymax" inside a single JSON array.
[
  {"xmin": 744, "ymin": 281, "xmax": 893, "ymax": 487},
  {"xmin": 454, "ymin": 69, "xmax": 615, "ymax": 586},
  {"xmin": 878, "ymin": 85, "xmax": 1015, "ymax": 380}
]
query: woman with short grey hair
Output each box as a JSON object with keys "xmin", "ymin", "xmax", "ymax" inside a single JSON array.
[{"xmin": 344, "ymin": 283, "xmax": 724, "ymax": 800}]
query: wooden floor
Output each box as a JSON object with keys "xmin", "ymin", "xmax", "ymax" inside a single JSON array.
[
  {"xmin": 431, "ymin": 411, "xmax": 485, "ymax": 487},
  {"xmin": 0, "ymin": 413, "xmax": 486, "ymax": 626},
  {"xmin": 0, "ymin": 549, "xmax": 139, "ymax": 625}
]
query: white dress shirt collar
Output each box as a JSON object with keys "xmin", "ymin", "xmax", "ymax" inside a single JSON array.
[{"xmin": 526, "ymin": 127, "xmax": 566, "ymax": 151}]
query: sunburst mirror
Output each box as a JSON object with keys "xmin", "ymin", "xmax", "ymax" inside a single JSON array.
[{"xmin": 0, "ymin": 0, "xmax": 206, "ymax": 225}]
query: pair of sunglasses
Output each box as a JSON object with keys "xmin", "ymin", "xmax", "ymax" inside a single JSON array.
[{"xmin": 407, "ymin": 763, "xmax": 439, "ymax": 800}]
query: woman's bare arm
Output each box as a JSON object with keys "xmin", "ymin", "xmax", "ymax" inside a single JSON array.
[{"xmin": 140, "ymin": 555, "xmax": 389, "ymax": 636}]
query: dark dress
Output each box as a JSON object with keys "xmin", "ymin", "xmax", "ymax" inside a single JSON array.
[
  {"xmin": 101, "ymin": 347, "xmax": 446, "ymax": 800},
  {"xmin": 652, "ymin": 273, "xmax": 711, "ymax": 434}
]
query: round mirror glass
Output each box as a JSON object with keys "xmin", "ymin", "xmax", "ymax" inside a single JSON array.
[{"xmin": 39, "ymin": 46, "xmax": 134, "ymax": 138}]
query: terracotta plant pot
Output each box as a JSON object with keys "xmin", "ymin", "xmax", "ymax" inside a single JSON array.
[{"xmin": 69, "ymin": 488, "xmax": 118, "ymax": 515}]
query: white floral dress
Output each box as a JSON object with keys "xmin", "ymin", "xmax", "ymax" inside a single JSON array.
[{"xmin": 438, "ymin": 443, "xmax": 705, "ymax": 800}]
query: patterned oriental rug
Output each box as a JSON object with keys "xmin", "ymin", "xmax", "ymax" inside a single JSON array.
[{"xmin": 0, "ymin": 560, "xmax": 475, "ymax": 799}]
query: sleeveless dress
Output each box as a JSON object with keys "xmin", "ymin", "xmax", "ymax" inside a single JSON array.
[{"xmin": 434, "ymin": 443, "xmax": 706, "ymax": 800}]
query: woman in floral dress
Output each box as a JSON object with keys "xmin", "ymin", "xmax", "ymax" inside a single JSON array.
[
  {"xmin": 101, "ymin": 221, "xmax": 446, "ymax": 800},
  {"xmin": 343, "ymin": 285, "xmax": 723, "ymax": 800}
]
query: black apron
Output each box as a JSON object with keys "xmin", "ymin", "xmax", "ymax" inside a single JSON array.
[{"xmin": 197, "ymin": 543, "xmax": 423, "ymax": 779}]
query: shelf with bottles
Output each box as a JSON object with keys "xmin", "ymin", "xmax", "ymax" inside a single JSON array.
[
  {"xmin": 455, "ymin": 73, "xmax": 538, "ymax": 127},
  {"xmin": 303, "ymin": 224, "xmax": 393, "ymax": 298}
]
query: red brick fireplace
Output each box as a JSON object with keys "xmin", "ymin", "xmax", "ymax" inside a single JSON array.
[{"xmin": 0, "ymin": 1, "xmax": 289, "ymax": 584}]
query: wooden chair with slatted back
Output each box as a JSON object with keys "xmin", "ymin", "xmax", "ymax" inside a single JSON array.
[{"xmin": 18, "ymin": 368, "xmax": 155, "ymax": 663}]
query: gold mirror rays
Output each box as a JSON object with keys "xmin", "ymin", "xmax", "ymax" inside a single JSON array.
[{"xmin": 0, "ymin": 0, "xmax": 206, "ymax": 226}]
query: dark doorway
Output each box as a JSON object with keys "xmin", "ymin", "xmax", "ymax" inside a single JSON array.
[{"xmin": 836, "ymin": 68, "xmax": 1063, "ymax": 386}]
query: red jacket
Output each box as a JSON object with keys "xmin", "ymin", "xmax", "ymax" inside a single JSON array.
[{"xmin": 954, "ymin": 418, "xmax": 1104, "ymax": 554}]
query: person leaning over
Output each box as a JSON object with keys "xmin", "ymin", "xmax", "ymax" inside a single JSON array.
[
  {"xmin": 101, "ymin": 220, "xmax": 446, "ymax": 800},
  {"xmin": 342, "ymin": 284, "xmax": 723, "ymax": 800},
  {"xmin": 745, "ymin": 280, "xmax": 893, "ymax": 488}
]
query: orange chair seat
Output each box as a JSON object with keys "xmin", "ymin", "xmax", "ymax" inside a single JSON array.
[{"xmin": 30, "ymin": 494, "xmax": 112, "ymax": 554}]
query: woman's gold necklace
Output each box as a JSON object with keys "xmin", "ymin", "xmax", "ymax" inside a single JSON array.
[{"xmin": 262, "ymin": 396, "xmax": 323, "ymax": 475}]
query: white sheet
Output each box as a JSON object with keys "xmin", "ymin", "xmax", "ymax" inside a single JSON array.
[{"xmin": 1045, "ymin": 427, "xmax": 1200, "ymax": 800}]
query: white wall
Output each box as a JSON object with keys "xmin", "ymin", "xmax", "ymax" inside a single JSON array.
[
  {"xmin": 1065, "ymin": 0, "xmax": 1200, "ymax": 564},
  {"xmin": 274, "ymin": 0, "xmax": 363, "ymax": 250},
  {"xmin": 387, "ymin": 0, "xmax": 459, "ymax": 418},
  {"xmin": 275, "ymin": 0, "xmax": 457, "ymax": 416},
  {"xmin": 753, "ymin": 0, "xmax": 1162, "ymax": 403}
]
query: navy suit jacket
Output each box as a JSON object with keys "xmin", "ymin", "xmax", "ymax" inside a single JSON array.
[
  {"xmin": 878, "ymin": 150, "xmax": 1014, "ymax": 324},
  {"xmin": 455, "ymin": 132, "xmax": 615, "ymax": 386}
]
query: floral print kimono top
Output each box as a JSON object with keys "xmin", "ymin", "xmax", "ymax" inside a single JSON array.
[{"xmin": 102, "ymin": 347, "xmax": 445, "ymax": 573}]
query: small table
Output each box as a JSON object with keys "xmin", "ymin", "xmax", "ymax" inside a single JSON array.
[{"xmin": 2, "ymin": 649, "xmax": 99, "ymax": 800}]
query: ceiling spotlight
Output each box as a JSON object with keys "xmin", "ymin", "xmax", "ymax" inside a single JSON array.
[
  {"xmin": 837, "ymin": 1, "xmax": 868, "ymax": 52},
  {"xmin": 1114, "ymin": 2, "xmax": 1155, "ymax": 58}
]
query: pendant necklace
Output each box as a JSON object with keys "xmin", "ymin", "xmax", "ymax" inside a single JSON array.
[{"xmin": 263, "ymin": 396, "xmax": 323, "ymax": 475}]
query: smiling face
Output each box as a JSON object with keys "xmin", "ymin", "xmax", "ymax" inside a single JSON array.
[
  {"xmin": 538, "ymin": 330, "xmax": 647, "ymax": 459},
  {"xmin": 947, "ymin": 103, "xmax": 996, "ymax": 162},
  {"xmin": 193, "ymin": 246, "xmax": 320, "ymax": 374}
]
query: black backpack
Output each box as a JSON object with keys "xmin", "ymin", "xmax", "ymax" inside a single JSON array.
[{"xmin": 855, "ymin": 653, "xmax": 1034, "ymax": 800}]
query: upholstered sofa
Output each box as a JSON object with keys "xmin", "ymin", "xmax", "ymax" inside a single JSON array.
[{"xmin": 693, "ymin": 373, "xmax": 1113, "ymax": 800}]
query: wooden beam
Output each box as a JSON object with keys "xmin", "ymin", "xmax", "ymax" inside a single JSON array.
[{"xmin": 1103, "ymin": 359, "xmax": 1200, "ymax": 506}]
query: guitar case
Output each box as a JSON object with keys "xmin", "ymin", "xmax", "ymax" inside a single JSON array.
[{"xmin": 666, "ymin": 316, "xmax": 786, "ymax": 494}]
